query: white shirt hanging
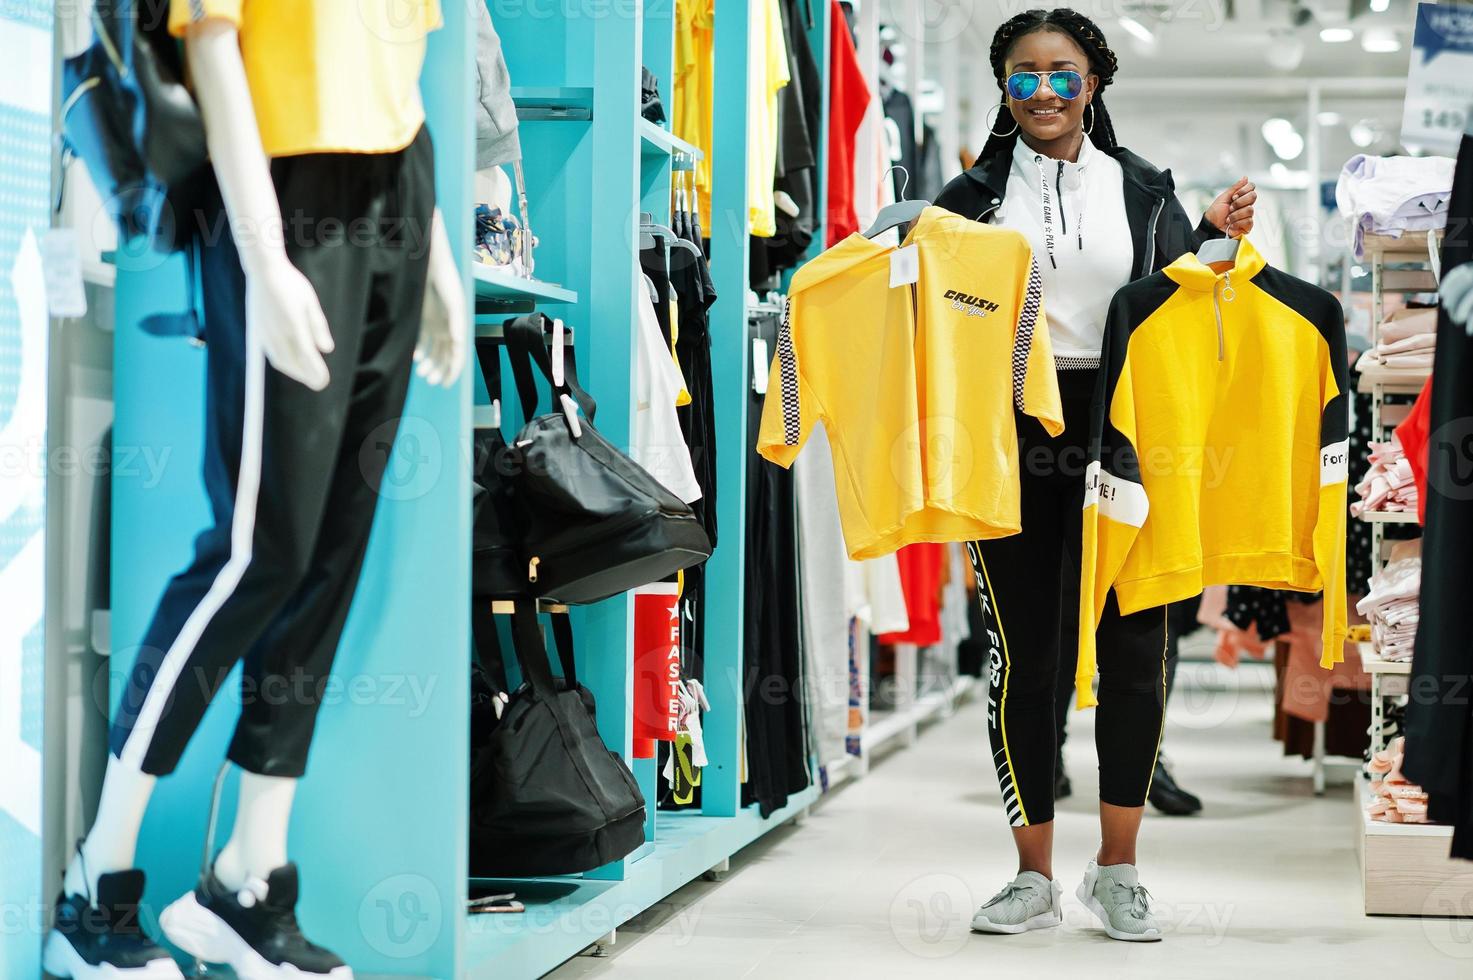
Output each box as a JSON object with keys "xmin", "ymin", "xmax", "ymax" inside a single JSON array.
[{"xmin": 633, "ymin": 290, "xmax": 703, "ymax": 503}]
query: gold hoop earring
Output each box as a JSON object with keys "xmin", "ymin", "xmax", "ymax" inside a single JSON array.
[
  {"xmin": 989, "ymin": 101, "xmax": 1019, "ymax": 137},
  {"xmin": 1084, "ymin": 102, "xmax": 1095, "ymax": 136}
]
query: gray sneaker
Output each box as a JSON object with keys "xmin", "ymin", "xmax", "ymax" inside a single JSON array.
[
  {"xmin": 970, "ymin": 871, "xmax": 1063, "ymax": 934},
  {"xmin": 1076, "ymin": 860, "xmax": 1163, "ymax": 942}
]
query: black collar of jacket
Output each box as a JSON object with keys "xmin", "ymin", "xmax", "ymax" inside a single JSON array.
[{"xmin": 937, "ymin": 141, "xmax": 1221, "ymax": 281}]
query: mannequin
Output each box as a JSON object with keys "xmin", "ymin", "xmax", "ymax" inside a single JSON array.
[{"xmin": 46, "ymin": 4, "xmax": 463, "ymax": 979}]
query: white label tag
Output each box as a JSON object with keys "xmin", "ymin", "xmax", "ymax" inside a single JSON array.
[
  {"xmin": 889, "ymin": 244, "xmax": 919, "ymax": 288},
  {"xmin": 551, "ymin": 317, "xmax": 566, "ymax": 385},
  {"xmin": 751, "ymin": 338, "xmax": 769, "ymax": 394},
  {"xmin": 41, "ymin": 228, "xmax": 87, "ymax": 318}
]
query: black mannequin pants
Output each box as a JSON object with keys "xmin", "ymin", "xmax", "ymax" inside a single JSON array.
[{"xmin": 110, "ymin": 128, "xmax": 435, "ymax": 777}]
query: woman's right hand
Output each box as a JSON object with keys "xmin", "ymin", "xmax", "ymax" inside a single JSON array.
[{"xmin": 245, "ymin": 253, "xmax": 334, "ymax": 390}]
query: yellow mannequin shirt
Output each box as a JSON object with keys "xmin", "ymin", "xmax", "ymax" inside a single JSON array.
[
  {"xmin": 170, "ymin": 0, "xmax": 441, "ymax": 157},
  {"xmin": 758, "ymin": 207, "xmax": 1062, "ymax": 559},
  {"xmin": 1077, "ymin": 237, "xmax": 1349, "ymax": 708}
]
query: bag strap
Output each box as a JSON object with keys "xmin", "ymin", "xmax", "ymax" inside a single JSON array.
[
  {"xmin": 470, "ymin": 600, "xmax": 510, "ymax": 697},
  {"xmin": 473, "ymin": 336, "xmax": 504, "ymax": 429},
  {"xmin": 503, "ymin": 314, "xmax": 598, "ymax": 423},
  {"xmin": 549, "ymin": 611, "xmax": 578, "ymax": 690},
  {"xmin": 509, "ymin": 602, "xmax": 561, "ymax": 700}
]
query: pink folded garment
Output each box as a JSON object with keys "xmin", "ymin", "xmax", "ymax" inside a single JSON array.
[
  {"xmin": 1378, "ymin": 332, "xmax": 1437, "ymax": 357},
  {"xmin": 1381, "ymin": 351, "xmax": 1436, "ymax": 370},
  {"xmin": 1379, "ymin": 307, "xmax": 1439, "ymax": 343}
]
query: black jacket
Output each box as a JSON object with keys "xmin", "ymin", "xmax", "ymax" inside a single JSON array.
[{"xmin": 933, "ymin": 142, "xmax": 1224, "ymax": 281}]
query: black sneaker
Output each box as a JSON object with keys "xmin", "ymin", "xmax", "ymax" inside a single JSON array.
[
  {"xmin": 1147, "ymin": 758, "xmax": 1203, "ymax": 816},
  {"xmin": 160, "ymin": 863, "xmax": 351, "ymax": 979},
  {"xmin": 44, "ymin": 869, "xmax": 184, "ymax": 978}
]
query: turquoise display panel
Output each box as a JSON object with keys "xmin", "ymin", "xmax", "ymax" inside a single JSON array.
[{"xmin": 0, "ymin": 4, "xmax": 53, "ymax": 976}]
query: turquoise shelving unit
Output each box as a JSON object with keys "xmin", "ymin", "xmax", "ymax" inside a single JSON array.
[{"xmin": 110, "ymin": 3, "xmax": 833, "ymax": 977}]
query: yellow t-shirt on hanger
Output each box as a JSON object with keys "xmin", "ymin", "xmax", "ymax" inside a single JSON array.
[
  {"xmin": 747, "ymin": 0, "xmax": 790, "ymax": 238},
  {"xmin": 169, "ymin": 0, "xmax": 441, "ymax": 158},
  {"xmin": 674, "ymin": 0, "xmax": 715, "ymax": 230}
]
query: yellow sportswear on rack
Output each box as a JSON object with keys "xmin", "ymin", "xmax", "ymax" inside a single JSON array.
[
  {"xmin": 170, "ymin": 0, "xmax": 441, "ymax": 158},
  {"xmin": 757, "ymin": 206, "xmax": 1062, "ymax": 560},
  {"xmin": 1077, "ymin": 236, "xmax": 1349, "ymax": 709}
]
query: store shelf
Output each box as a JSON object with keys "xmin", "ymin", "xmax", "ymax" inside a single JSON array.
[
  {"xmin": 512, "ymin": 86, "xmax": 594, "ymax": 121},
  {"xmin": 639, "ymin": 118, "xmax": 703, "ymax": 160},
  {"xmin": 1357, "ymin": 509, "xmax": 1419, "ymax": 525},
  {"xmin": 1358, "ymin": 642, "xmax": 1412, "ymax": 675},
  {"xmin": 473, "ymin": 265, "xmax": 578, "ymax": 313},
  {"xmin": 1355, "ymin": 357, "xmax": 1431, "ymax": 395},
  {"xmin": 1359, "ymin": 780, "xmax": 1450, "ymax": 839},
  {"xmin": 463, "ymin": 788, "xmax": 819, "ymax": 978},
  {"xmin": 1362, "ymin": 230, "xmax": 1443, "ymax": 259},
  {"xmin": 860, "ymin": 675, "xmax": 975, "ymax": 757}
]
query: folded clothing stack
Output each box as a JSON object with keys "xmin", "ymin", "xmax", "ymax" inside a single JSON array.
[
  {"xmin": 1355, "ymin": 539, "xmax": 1421, "ymax": 662},
  {"xmin": 1352, "ymin": 436, "xmax": 1419, "ymax": 516},
  {"xmin": 1366, "ymin": 736, "xmax": 1432, "ymax": 824},
  {"xmin": 1335, "ymin": 153, "xmax": 1456, "ymax": 259},
  {"xmin": 1357, "ymin": 306, "xmax": 1438, "ymax": 373}
]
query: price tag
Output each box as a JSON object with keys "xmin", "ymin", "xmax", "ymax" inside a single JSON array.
[
  {"xmin": 1401, "ymin": 2, "xmax": 1473, "ymax": 155},
  {"xmin": 41, "ymin": 228, "xmax": 88, "ymax": 318},
  {"xmin": 751, "ymin": 337, "xmax": 769, "ymax": 394},
  {"xmin": 889, "ymin": 244, "xmax": 919, "ymax": 288}
]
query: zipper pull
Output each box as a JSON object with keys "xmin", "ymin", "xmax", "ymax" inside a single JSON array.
[
  {"xmin": 528, "ymin": 556, "xmax": 541, "ymax": 583},
  {"xmin": 1222, "ymin": 271, "xmax": 1235, "ymax": 302}
]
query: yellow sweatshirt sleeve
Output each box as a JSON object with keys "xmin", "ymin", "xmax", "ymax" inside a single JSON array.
[
  {"xmin": 1315, "ymin": 360, "xmax": 1350, "ymax": 668},
  {"xmin": 757, "ymin": 296, "xmax": 822, "ymax": 468},
  {"xmin": 1014, "ymin": 254, "xmax": 1064, "ymax": 436}
]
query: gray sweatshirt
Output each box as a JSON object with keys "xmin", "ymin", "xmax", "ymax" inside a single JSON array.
[{"xmin": 475, "ymin": 2, "xmax": 521, "ymax": 169}]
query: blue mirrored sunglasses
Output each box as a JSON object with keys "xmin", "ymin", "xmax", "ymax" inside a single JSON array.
[{"xmin": 1006, "ymin": 70, "xmax": 1085, "ymax": 101}]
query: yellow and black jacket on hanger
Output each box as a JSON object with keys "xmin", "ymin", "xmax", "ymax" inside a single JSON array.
[{"xmin": 1076, "ymin": 237, "xmax": 1349, "ymax": 707}]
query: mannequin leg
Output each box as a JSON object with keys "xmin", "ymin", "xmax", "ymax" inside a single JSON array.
[
  {"xmin": 212, "ymin": 771, "xmax": 297, "ymax": 890},
  {"xmin": 62, "ymin": 758, "xmax": 156, "ymax": 900}
]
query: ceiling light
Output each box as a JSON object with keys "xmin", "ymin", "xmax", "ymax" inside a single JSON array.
[
  {"xmin": 1370, "ymin": 0, "xmax": 1390, "ymax": 11},
  {"xmin": 1316, "ymin": 111, "xmax": 1343, "ymax": 126},
  {"xmin": 1265, "ymin": 34, "xmax": 1305, "ymax": 71},
  {"xmin": 1350, "ymin": 121, "xmax": 1377, "ymax": 148},
  {"xmin": 1262, "ymin": 118, "xmax": 1296, "ymax": 142},
  {"xmin": 1320, "ymin": 27, "xmax": 1354, "ymax": 43},
  {"xmin": 1362, "ymin": 30, "xmax": 1401, "ymax": 54},
  {"xmin": 1117, "ymin": 15, "xmax": 1155, "ymax": 44}
]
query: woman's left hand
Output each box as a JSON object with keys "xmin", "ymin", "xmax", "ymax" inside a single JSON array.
[{"xmin": 1206, "ymin": 176, "xmax": 1257, "ymax": 237}]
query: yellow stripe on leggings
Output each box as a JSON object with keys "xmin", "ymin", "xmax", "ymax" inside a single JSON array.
[
  {"xmin": 1142, "ymin": 613, "xmax": 1169, "ymax": 799},
  {"xmin": 977, "ymin": 552, "xmax": 1029, "ymax": 827}
]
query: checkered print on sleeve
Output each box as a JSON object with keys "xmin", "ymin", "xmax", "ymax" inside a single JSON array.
[
  {"xmin": 777, "ymin": 296, "xmax": 801, "ymax": 445},
  {"xmin": 1012, "ymin": 256, "xmax": 1043, "ymax": 412}
]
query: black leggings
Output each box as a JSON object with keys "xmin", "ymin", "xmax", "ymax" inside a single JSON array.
[{"xmin": 969, "ymin": 368, "xmax": 1171, "ymax": 827}]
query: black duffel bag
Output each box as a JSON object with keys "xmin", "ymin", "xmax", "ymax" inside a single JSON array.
[
  {"xmin": 469, "ymin": 604, "xmax": 645, "ymax": 877},
  {"xmin": 499, "ymin": 314, "xmax": 711, "ymax": 604}
]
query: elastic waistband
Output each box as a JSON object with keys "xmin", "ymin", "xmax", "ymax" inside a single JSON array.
[{"xmin": 1055, "ymin": 354, "xmax": 1101, "ymax": 371}]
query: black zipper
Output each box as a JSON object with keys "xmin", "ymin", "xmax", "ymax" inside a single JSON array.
[
  {"xmin": 1056, "ymin": 161, "xmax": 1068, "ymax": 237},
  {"xmin": 1141, "ymin": 198, "xmax": 1165, "ymax": 276}
]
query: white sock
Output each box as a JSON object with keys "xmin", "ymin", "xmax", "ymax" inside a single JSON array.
[
  {"xmin": 63, "ymin": 757, "xmax": 157, "ymax": 901},
  {"xmin": 212, "ymin": 770, "xmax": 296, "ymax": 892}
]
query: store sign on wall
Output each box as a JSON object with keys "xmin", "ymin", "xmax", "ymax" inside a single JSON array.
[{"xmin": 1402, "ymin": 1, "xmax": 1473, "ymax": 155}]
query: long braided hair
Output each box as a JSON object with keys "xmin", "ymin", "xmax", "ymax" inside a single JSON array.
[{"xmin": 978, "ymin": 8, "xmax": 1121, "ymax": 164}]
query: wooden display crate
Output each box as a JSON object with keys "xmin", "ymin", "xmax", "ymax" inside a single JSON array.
[{"xmin": 1356, "ymin": 782, "xmax": 1473, "ymax": 916}]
